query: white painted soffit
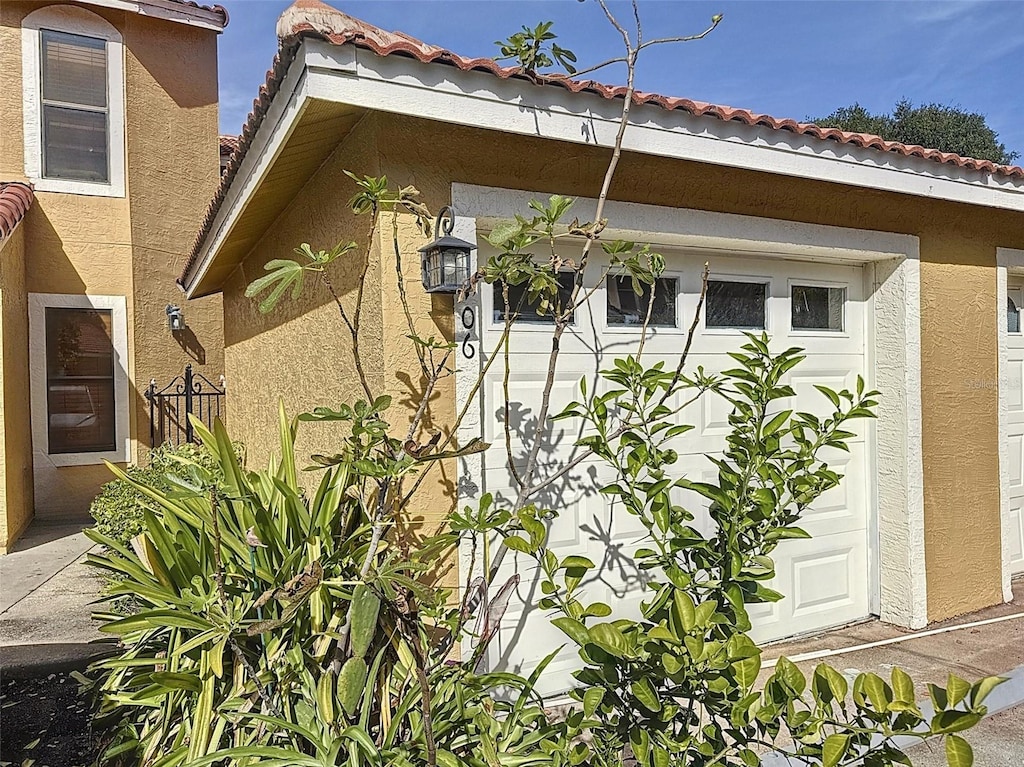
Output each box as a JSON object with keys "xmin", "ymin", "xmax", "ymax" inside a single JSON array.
[
  {"xmin": 302, "ymin": 40, "xmax": 1024, "ymax": 212},
  {"xmin": 80, "ymin": 0, "xmax": 227, "ymax": 31}
]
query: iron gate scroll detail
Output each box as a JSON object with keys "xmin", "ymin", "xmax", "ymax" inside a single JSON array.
[{"xmin": 146, "ymin": 364, "xmax": 226, "ymax": 447}]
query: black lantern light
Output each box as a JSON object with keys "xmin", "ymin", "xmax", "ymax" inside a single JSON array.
[
  {"xmin": 166, "ymin": 304, "xmax": 185, "ymax": 332},
  {"xmin": 418, "ymin": 205, "xmax": 474, "ymax": 293}
]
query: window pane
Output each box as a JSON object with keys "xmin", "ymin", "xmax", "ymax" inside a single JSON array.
[
  {"xmin": 42, "ymin": 30, "xmax": 106, "ymax": 107},
  {"xmin": 607, "ymin": 276, "xmax": 677, "ymax": 327},
  {"xmin": 45, "ymin": 308, "xmax": 116, "ymax": 453},
  {"xmin": 792, "ymin": 285, "xmax": 845, "ymax": 331},
  {"xmin": 1009, "ymin": 296, "xmax": 1021, "ymax": 334},
  {"xmin": 493, "ymin": 273, "xmax": 575, "ymax": 324},
  {"xmin": 706, "ymin": 280, "xmax": 766, "ymax": 329},
  {"xmin": 43, "ymin": 105, "xmax": 108, "ymax": 182}
]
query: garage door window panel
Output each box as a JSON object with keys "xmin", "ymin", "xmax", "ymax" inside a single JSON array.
[
  {"xmin": 606, "ymin": 276, "xmax": 677, "ymax": 328},
  {"xmin": 705, "ymin": 279, "xmax": 768, "ymax": 329},
  {"xmin": 792, "ymin": 284, "xmax": 846, "ymax": 332},
  {"xmin": 493, "ymin": 272, "xmax": 576, "ymax": 325}
]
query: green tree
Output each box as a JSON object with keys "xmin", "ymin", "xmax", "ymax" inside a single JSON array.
[{"xmin": 811, "ymin": 99, "xmax": 1019, "ymax": 164}]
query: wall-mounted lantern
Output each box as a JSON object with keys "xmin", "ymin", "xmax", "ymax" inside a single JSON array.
[
  {"xmin": 166, "ymin": 304, "xmax": 185, "ymax": 332},
  {"xmin": 418, "ymin": 205, "xmax": 474, "ymax": 293}
]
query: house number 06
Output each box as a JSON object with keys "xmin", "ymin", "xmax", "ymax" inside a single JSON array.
[{"xmin": 461, "ymin": 306, "xmax": 475, "ymax": 360}]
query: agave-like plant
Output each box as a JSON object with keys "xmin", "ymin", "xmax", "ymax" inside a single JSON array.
[{"xmin": 86, "ymin": 404, "xmax": 578, "ymax": 767}]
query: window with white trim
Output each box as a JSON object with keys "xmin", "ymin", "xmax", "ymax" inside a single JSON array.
[
  {"xmin": 22, "ymin": 6, "xmax": 125, "ymax": 197},
  {"xmin": 40, "ymin": 30, "xmax": 109, "ymax": 183},
  {"xmin": 44, "ymin": 306, "xmax": 116, "ymax": 452},
  {"xmin": 29, "ymin": 294, "xmax": 130, "ymax": 465}
]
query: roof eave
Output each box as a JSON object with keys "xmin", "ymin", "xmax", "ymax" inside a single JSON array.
[
  {"xmin": 183, "ymin": 35, "xmax": 1024, "ymax": 297},
  {"xmin": 80, "ymin": 0, "xmax": 228, "ymax": 31}
]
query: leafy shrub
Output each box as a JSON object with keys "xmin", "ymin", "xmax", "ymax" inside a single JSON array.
[
  {"xmin": 86, "ymin": 409, "xmax": 574, "ymax": 767},
  {"xmin": 87, "ymin": 166, "xmax": 1002, "ymax": 766},
  {"xmin": 89, "ymin": 442, "xmax": 223, "ymax": 546},
  {"xmin": 503, "ymin": 338, "xmax": 1003, "ymax": 766}
]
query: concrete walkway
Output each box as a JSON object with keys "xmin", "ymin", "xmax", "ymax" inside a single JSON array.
[{"xmin": 0, "ymin": 521, "xmax": 111, "ymax": 674}]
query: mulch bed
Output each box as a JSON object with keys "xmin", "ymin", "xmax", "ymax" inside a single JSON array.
[{"xmin": 0, "ymin": 672, "xmax": 101, "ymax": 767}]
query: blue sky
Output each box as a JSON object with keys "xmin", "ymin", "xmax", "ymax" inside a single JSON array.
[{"xmin": 216, "ymin": 0, "xmax": 1023, "ymax": 160}]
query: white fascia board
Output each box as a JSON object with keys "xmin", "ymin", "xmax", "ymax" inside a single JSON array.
[
  {"xmin": 182, "ymin": 57, "xmax": 310, "ymax": 297},
  {"xmin": 303, "ymin": 40, "xmax": 1024, "ymax": 213},
  {"xmin": 79, "ymin": 0, "xmax": 226, "ymax": 31}
]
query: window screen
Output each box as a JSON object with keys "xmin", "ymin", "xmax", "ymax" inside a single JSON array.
[
  {"xmin": 792, "ymin": 285, "xmax": 845, "ymax": 331},
  {"xmin": 706, "ymin": 280, "xmax": 767, "ymax": 329},
  {"xmin": 40, "ymin": 30, "xmax": 109, "ymax": 183},
  {"xmin": 493, "ymin": 273, "xmax": 575, "ymax": 324},
  {"xmin": 45, "ymin": 307, "xmax": 116, "ymax": 453},
  {"xmin": 1010, "ymin": 294, "xmax": 1021, "ymax": 334},
  {"xmin": 606, "ymin": 276, "xmax": 677, "ymax": 327}
]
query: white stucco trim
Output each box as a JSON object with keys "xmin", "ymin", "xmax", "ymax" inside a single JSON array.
[
  {"xmin": 452, "ymin": 183, "xmax": 928, "ymax": 630},
  {"xmin": 79, "ymin": 0, "xmax": 227, "ymax": 31},
  {"xmin": 997, "ymin": 247, "xmax": 1024, "ymax": 602},
  {"xmin": 28, "ymin": 293, "xmax": 131, "ymax": 466},
  {"xmin": 22, "ymin": 5, "xmax": 127, "ymax": 198}
]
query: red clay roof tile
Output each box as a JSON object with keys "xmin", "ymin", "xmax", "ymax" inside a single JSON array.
[
  {"xmin": 167, "ymin": 0, "xmax": 229, "ymax": 26},
  {"xmin": 180, "ymin": 0, "xmax": 1024, "ymax": 288},
  {"xmin": 219, "ymin": 134, "xmax": 239, "ymax": 157},
  {"xmin": 0, "ymin": 182, "xmax": 34, "ymax": 240}
]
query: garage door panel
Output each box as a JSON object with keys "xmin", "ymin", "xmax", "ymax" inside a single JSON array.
[
  {"xmin": 786, "ymin": 364, "xmax": 866, "ymax": 423},
  {"xmin": 1004, "ymin": 280, "xmax": 1024, "ymax": 576},
  {"xmin": 1009, "ymin": 435, "xmax": 1024, "ymax": 490},
  {"xmin": 473, "ymin": 251, "xmax": 875, "ymax": 694},
  {"xmin": 799, "ymin": 448, "xmax": 868, "ymax": 534},
  {"xmin": 1008, "ymin": 359, "xmax": 1024, "ymax": 415},
  {"xmin": 1008, "ymin": 505, "xmax": 1024, "ymax": 570}
]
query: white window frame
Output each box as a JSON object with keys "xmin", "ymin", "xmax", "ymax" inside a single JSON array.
[
  {"xmin": 29, "ymin": 293, "xmax": 131, "ymax": 466},
  {"xmin": 22, "ymin": 5, "xmax": 126, "ymax": 197},
  {"xmin": 788, "ymin": 278, "xmax": 850, "ymax": 337},
  {"xmin": 702, "ymin": 273, "xmax": 772, "ymax": 334},
  {"xmin": 602, "ymin": 272, "xmax": 683, "ymax": 335}
]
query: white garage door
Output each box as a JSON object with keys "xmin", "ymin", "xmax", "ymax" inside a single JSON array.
[
  {"xmin": 1004, "ymin": 280, "xmax": 1024, "ymax": 576},
  {"xmin": 472, "ymin": 249, "xmax": 876, "ymax": 697}
]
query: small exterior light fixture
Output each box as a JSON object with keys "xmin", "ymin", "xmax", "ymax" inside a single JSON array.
[
  {"xmin": 166, "ymin": 304, "xmax": 185, "ymax": 332},
  {"xmin": 418, "ymin": 205, "xmax": 474, "ymax": 293}
]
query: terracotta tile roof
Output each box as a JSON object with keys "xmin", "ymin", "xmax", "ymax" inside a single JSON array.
[
  {"xmin": 219, "ymin": 134, "xmax": 239, "ymax": 157},
  {"xmin": 180, "ymin": 0, "xmax": 1024, "ymax": 287},
  {"xmin": 0, "ymin": 182, "xmax": 34, "ymax": 240},
  {"xmin": 167, "ymin": 0, "xmax": 229, "ymax": 26}
]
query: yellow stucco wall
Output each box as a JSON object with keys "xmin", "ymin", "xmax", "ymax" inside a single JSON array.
[
  {"xmin": 0, "ymin": 2, "xmax": 223, "ymax": 527},
  {"xmin": 222, "ymin": 114, "xmax": 383, "ymax": 470},
  {"xmin": 1, "ymin": 227, "xmax": 34, "ymax": 551},
  {"xmin": 220, "ymin": 111, "xmax": 1024, "ymax": 622},
  {"xmin": 122, "ymin": 10, "xmax": 225, "ymax": 463}
]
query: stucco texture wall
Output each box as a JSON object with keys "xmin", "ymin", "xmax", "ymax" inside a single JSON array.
[
  {"xmin": 221, "ymin": 111, "xmax": 1024, "ymax": 622},
  {"xmin": 222, "ymin": 114, "xmax": 457, "ymax": 573},
  {"xmin": 122, "ymin": 10, "xmax": 225, "ymax": 460},
  {"xmin": 0, "ymin": 2, "xmax": 223, "ymax": 521},
  {"xmin": 1, "ymin": 227, "xmax": 34, "ymax": 551}
]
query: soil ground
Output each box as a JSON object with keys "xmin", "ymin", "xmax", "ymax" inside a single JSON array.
[{"xmin": 0, "ymin": 671, "xmax": 101, "ymax": 767}]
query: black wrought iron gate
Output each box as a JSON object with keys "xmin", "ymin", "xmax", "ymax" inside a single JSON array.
[{"xmin": 146, "ymin": 364, "xmax": 225, "ymax": 447}]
